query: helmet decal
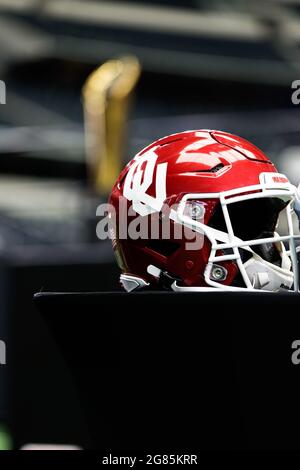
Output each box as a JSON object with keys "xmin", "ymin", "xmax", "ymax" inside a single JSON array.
[{"xmin": 123, "ymin": 148, "xmax": 168, "ymax": 216}]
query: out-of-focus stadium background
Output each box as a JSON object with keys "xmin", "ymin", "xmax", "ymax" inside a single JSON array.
[{"xmin": 0, "ymin": 0, "xmax": 299, "ymax": 449}]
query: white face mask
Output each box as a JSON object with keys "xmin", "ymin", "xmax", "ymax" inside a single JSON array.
[{"xmin": 169, "ymin": 174, "xmax": 300, "ymax": 293}]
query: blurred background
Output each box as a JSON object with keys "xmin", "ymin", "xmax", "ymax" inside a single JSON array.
[{"xmin": 0, "ymin": 0, "xmax": 299, "ymax": 449}]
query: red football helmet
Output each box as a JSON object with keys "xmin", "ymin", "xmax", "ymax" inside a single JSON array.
[{"xmin": 108, "ymin": 130, "xmax": 300, "ymax": 292}]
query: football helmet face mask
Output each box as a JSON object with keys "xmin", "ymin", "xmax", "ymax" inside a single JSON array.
[{"xmin": 109, "ymin": 130, "xmax": 300, "ymax": 292}]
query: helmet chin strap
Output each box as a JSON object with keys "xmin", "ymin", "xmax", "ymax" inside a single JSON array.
[{"xmin": 243, "ymin": 245, "xmax": 294, "ymax": 291}]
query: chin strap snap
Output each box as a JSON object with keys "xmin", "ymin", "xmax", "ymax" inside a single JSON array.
[{"xmin": 147, "ymin": 265, "xmax": 181, "ymax": 290}]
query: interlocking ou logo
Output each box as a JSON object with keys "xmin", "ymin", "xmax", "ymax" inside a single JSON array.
[{"xmin": 123, "ymin": 148, "xmax": 168, "ymax": 216}]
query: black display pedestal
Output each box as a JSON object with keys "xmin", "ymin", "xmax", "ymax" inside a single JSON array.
[{"xmin": 34, "ymin": 291, "xmax": 300, "ymax": 451}]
